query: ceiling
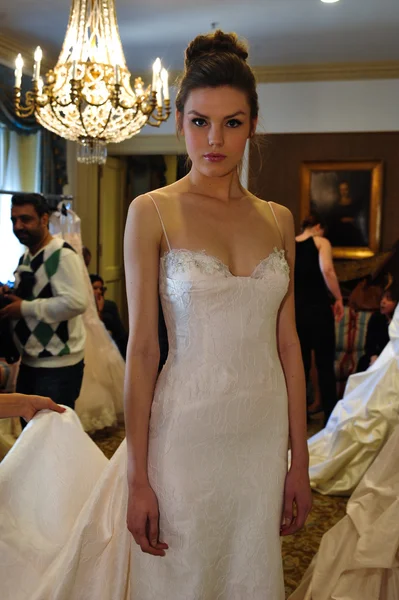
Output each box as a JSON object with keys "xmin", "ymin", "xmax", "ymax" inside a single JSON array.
[{"xmin": 2, "ymin": 0, "xmax": 399, "ymax": 74}]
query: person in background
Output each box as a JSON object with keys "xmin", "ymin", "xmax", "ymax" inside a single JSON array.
[
  {"xmin": 295, "ymin": 213, "xmax": 344, "ymax": 425},
  {"xmin": 90, "ymin": 274, "xmax": 128, "ymax": 359},
  {"xmin": 0, "ymin": 393, "xmax": 65, "ymax": 421},
  {"xmin": 82, "ymin": 246, "xmax": 92, "ymax": 269},
  {"xmin": 357, "ymin": 284, "xmax": 398, "ymax": 372},
  {"xmin": 0, "ymin": 193, "xmax": 87, "ymax": 413}
]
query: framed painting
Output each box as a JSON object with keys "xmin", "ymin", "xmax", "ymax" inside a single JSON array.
[{"xmin": 300, "ymin": 161, "xmax": 383, "ymax": 259}]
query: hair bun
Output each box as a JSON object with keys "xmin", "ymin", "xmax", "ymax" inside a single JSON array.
[{"xmin": 185, "ymin": 30, "xmax": 248, "ymax": 69}]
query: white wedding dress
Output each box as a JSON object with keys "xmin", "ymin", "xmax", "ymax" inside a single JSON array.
[
  {"xmin": 0, "ymin": 201, "xmax": 290, "ymax": 600},
  {"xmin": 308, "ymin": 303, "xmax": 399, "ymax": 495},
  {"xmin": 49, "ymin": 206, "xmax": 125, "ymax": 432}
]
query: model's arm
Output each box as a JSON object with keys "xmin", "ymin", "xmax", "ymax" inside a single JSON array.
[
  {"xmin": 315, "ymin": 237, "xmax": 344, "ymax": 321},
  {"xmin": 271, "ymin": 203, "xmax": 312, "ymax": 536},
  {"xmin": 123, "ymin": 194, "xmax": 168, "ymax": 557}
]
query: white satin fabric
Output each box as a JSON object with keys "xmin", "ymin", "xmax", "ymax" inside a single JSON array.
[
  {"xmin": 0, "ymin": 247, "xmax": 289, "ymax": 599},
  {"xmin": 308, "ymin": 304, "xmax": 399, "ymax": 495},
  {"xmin": 290, "ymin": 423, "xmax": 399, "ymax": 600},
  {"xmin": 50, "ymin": 208, "xmax": 124, "ymax": 432}
]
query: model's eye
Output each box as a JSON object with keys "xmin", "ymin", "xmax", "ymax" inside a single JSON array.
[
  {"xmin": 226, "ymin": 119, "xmax": 243, "ymax": 128},
  {"xmin": 191, "ymin": 118, "xmax": 207, "ymax": 127}
]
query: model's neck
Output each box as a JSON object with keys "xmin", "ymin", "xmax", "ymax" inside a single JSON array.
[{"xmin": 187, "ymin": 168, "xmax": 245, "ymax": 203}]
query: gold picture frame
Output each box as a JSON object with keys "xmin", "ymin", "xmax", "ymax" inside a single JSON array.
[{"xmin": 300, "ymin": 160, "xmax": 383, "ymax": 259}]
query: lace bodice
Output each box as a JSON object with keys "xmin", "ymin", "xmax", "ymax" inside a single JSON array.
[
  {"xmin": 156, "ymin": 247, "xmax": 289, "ymax": 371},
  {"xmin": 161, "ymin": 247, "xmax": 289, "ymax": 280}
]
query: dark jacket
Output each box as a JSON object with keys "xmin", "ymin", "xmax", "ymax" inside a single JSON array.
[{"xmin": 102, "ymin": 299, "xmax": 128, "ymax": 359}]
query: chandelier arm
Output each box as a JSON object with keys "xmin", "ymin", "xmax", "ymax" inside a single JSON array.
[
  {"xmin": 14, "ymin": 89, "xmax": 36, "ymax": 118},
  {"xmin": 116, "ymin": 97, "xmax": 138, "ymax": 111},
  {"xmin": 146, "ymin": 119, "xmax": 163, "ymax": 128},
  {"xmin": 35, "ymin": 97, "xmax": 51, "ymax": 109},
  {"xmin": 146, "ymin": 104, "xmax": 172, "ymax": 127}
]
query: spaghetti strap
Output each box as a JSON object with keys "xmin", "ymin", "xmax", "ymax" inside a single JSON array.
[
  {"xmin": 148, "ymin": 193, "xmax": 172, "ymax": 253},
  {"xmin": 268, "ymin": 202, "xmax": 283, "ymax": 246}
]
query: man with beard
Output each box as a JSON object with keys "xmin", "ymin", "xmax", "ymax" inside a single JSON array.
[{"xmin": 0, "ymin": 194, "xmax": 87, "ymax": 412}]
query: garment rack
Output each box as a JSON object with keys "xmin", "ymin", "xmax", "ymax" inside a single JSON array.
[{"xmin": 0, "ymin": 189, "xmax": 73, "ymax": 201}]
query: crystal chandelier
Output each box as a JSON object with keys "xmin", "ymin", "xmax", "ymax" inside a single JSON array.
[{"xmin": 13, "ymin": 0, "xmax": 170, "ymax": 164}]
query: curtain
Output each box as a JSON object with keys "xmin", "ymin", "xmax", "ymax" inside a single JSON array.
[
  {"xmin": 40, "ymin": 130, "xmax": 68, "ymax": 196},
  {"xmin": 0, "ymin": 126, "xmax": 41, "ymax": 284}
]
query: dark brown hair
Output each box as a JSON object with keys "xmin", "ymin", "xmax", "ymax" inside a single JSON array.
[
  {"xmin": 300, "ymin": 213, "xmax": 327, "ymax": 233},
  {"xmin": 384, "ymin": 280, "xmax": 399, "ymax": 304},
  {"xmin": 11, "ymin": 193, "xmax": 50, "ymax": 218},
  {"xmin": 175, "ymin": 30, "xmax": 259, "ymax": 131}
]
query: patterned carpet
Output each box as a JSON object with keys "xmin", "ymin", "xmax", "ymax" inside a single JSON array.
[{"xmin": 90, "ymin": 413, "xmax": 348, "ymax": 598}]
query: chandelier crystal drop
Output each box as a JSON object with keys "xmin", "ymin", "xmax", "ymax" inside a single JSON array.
[{"xmin": 13, "ymin": 0, "xmax": 170, "ymax": 164}]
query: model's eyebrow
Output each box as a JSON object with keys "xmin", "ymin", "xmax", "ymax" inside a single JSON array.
[{"xmin": 187, "ymin": 110, "xmax": 247, "ymax": 119}]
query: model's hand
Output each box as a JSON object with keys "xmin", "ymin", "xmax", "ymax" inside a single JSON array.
[
  {"xmin": 280, "ymin": 465, "xmax": 312, "ymax": 536},
  {"xmin": 127, "ymin": 482, "xmax": 168, "ymax": 557},
  {"xmin": 370, "ymin": 354, "xmax": 378, "ymax": 365},
  {"xmin": 333, "ymin": 299, "xmax": 344, "ymax": 322},
  {"xmin": 0, "ymin": 295, "xmax": 23, "ymax": 319}
]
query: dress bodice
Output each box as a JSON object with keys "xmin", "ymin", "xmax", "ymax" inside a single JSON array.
[{"xmin": 159, "ymin": 248, "xmax": 289, "ymax": 370}]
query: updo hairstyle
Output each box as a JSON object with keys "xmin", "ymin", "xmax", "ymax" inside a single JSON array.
[
  {"xmin": 300, "ymin": 213, "xmax": 327, "ymax": 233},
  {"xmin": 175, "ymin": 30, "xmax": 259, "ymax": 132}
]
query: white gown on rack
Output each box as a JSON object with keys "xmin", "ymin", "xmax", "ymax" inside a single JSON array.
[
  {"xmin": 0, "ymin": 237, "xmax": 290, "ymax": 599},
  {"xmin": 308, "ymin": 304, "xmax": 399, "ymax": 496},
  {"xmin": 290, "ymin": 423, "xmax": 399, "ymax": 600},
  {"xmin": 49, "ymin": 206, "xmax": 124, "ymax": 432}
]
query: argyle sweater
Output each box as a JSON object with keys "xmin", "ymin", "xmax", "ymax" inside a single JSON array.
[{"xmin": 12, "ymin": 237, "xmax": 87, "ymax": 368}]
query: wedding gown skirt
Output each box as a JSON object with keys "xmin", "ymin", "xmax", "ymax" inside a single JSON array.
[
  {"xmin": 0, "ymin": 247, "xmax": 290, "ymax": 599},
  {"xmin": 308, "ymin": 304, "xmax": 399, "ymax": 495},
  {"xmin": 50, "ymin": 208, "xmax": 125, "ymax": 432},
  {"xmin": 289, "ymin": 423, "xmax": 399, "ymax": 600}
]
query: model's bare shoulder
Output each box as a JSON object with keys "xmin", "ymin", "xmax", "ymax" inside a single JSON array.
[
  {"xmin": 125, "ymin": 194, "xmax": 165, "ymax": 245},
  {"xmin": 132, "ymin": 183, "xmax": 185, "ymax": 212},
  {"xmin": 268, "ymin": 201, "xmax": 293, "ymax": 222}
]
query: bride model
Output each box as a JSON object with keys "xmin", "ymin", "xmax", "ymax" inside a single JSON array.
[
  {"xmin": 308, "ymin": 301, "xmax": 399, "ymax": 495},
  {"xmin": 0, "ymin": 30, "xmax": 311, "ymax": 599}
]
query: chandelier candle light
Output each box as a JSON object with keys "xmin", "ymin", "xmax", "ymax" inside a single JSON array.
[{"xmin": 13, "ymin": 0, "xmax": 171, "ymax": 164}]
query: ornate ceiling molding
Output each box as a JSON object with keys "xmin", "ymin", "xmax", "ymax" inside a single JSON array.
[
  {"xmin": 252, "ymin": 61, "xmax": 399, "ymax": 83},
  {"xmin": 2, "ymin": 30, "xmax": 398, "ymax": 84},
  {"xmin": 157, "ymin": 61, "xmax": 399, "ymax": 86}
]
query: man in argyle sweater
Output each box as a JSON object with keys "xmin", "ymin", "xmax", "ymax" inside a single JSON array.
[{"xmin": 0, "ymin": 193, "xmax": 87, "ymax": 412}]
